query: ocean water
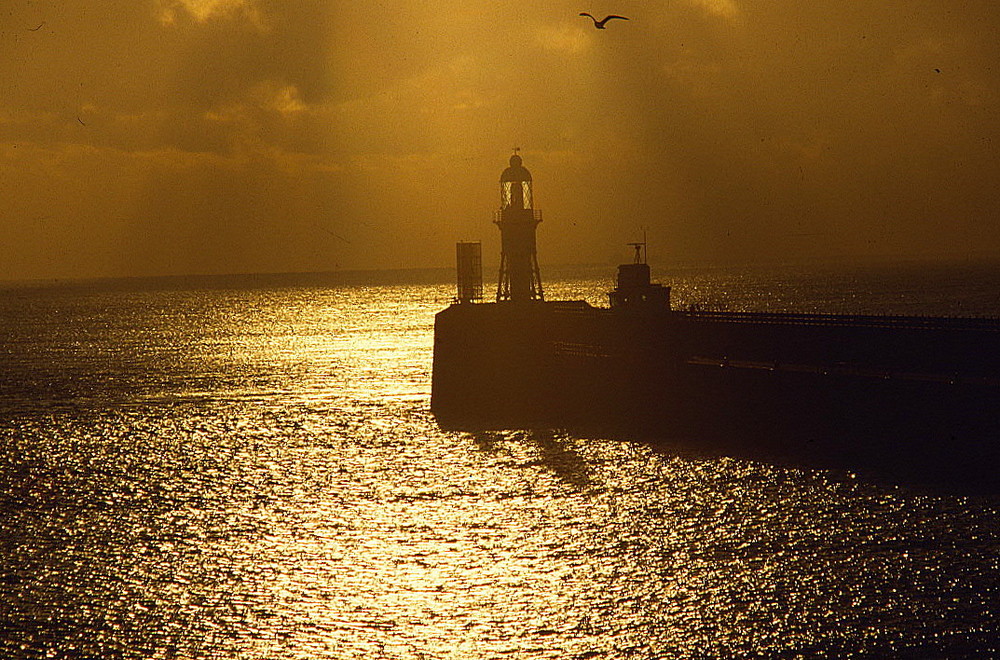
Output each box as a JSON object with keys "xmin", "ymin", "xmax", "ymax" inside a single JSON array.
[{"xmin": 2, "ymin": 262, "xmax": 1000, "ymax": 659}]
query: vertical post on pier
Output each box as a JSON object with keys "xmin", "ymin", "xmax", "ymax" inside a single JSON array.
[{"xmin": 455, "ymin": 241, "xmax": 483, "ymax": 303}]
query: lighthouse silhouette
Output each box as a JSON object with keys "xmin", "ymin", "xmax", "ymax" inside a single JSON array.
[{"xmin": 495, "ymin": 151, "xmax": 544, "ymax": 302}]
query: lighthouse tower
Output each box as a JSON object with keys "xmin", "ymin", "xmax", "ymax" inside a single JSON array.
[{"xmin": 496, "ymin": 152, "xmax": 544, "ymax": 302}]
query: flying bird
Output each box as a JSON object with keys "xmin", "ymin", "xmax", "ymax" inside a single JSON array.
[{"xmin": 579, "ymin": 12, "xmax": 629, "ymax": 29}]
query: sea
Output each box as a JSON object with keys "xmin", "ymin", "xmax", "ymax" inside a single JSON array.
[{"xmin": 2, "ymin": 261, "xmax": 1000, "ymax": 659}]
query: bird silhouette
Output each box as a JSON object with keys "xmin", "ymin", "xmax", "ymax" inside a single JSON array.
[{"xmin": 579, "ymin": 12, "xmax": 629, "ymax": 29}]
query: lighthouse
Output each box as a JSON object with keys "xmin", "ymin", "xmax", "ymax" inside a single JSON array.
[{"xmin": 495, "ymin": 152, "xmax": 544, "ymax": 302}]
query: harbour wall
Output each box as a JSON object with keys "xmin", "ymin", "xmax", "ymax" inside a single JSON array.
[{"xmin": 432, "ymin": 301, "xmax": 1000, "ymax": 490}]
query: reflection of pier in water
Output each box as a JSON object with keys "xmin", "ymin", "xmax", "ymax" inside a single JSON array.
[{"xmin": 472, "ymin": 430, "xmax": 593, "ymax": 490}]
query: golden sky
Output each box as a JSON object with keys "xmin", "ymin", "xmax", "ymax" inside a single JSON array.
[{"xmin": 2, "ymin": 0, "xmax": 999, "ymax": 279}]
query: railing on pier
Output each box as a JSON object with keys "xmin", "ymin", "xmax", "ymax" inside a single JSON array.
[{"xmin": 678, "ymin": 310, "xmax": 1000, "ymax": 332}]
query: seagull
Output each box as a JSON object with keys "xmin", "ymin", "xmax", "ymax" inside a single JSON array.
[{"xmin": 579, "ymin": 12, "xmax": 629, "ymax": 29}]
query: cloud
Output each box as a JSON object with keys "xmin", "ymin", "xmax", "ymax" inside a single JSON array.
[
  {"xmin": 156, "ymin": 0, "xmax": 268, "ymax": 29},
  {"xmin": 535, "ymin": 23, "xmax": 593, "ymax": 56},
  {"xmin": 688, "ymin": 0, "xmax": 740, "ymax": 20},
  {"xmin": 3, "ymin": 1, "xmax": 1000, "ymax": 280}
]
